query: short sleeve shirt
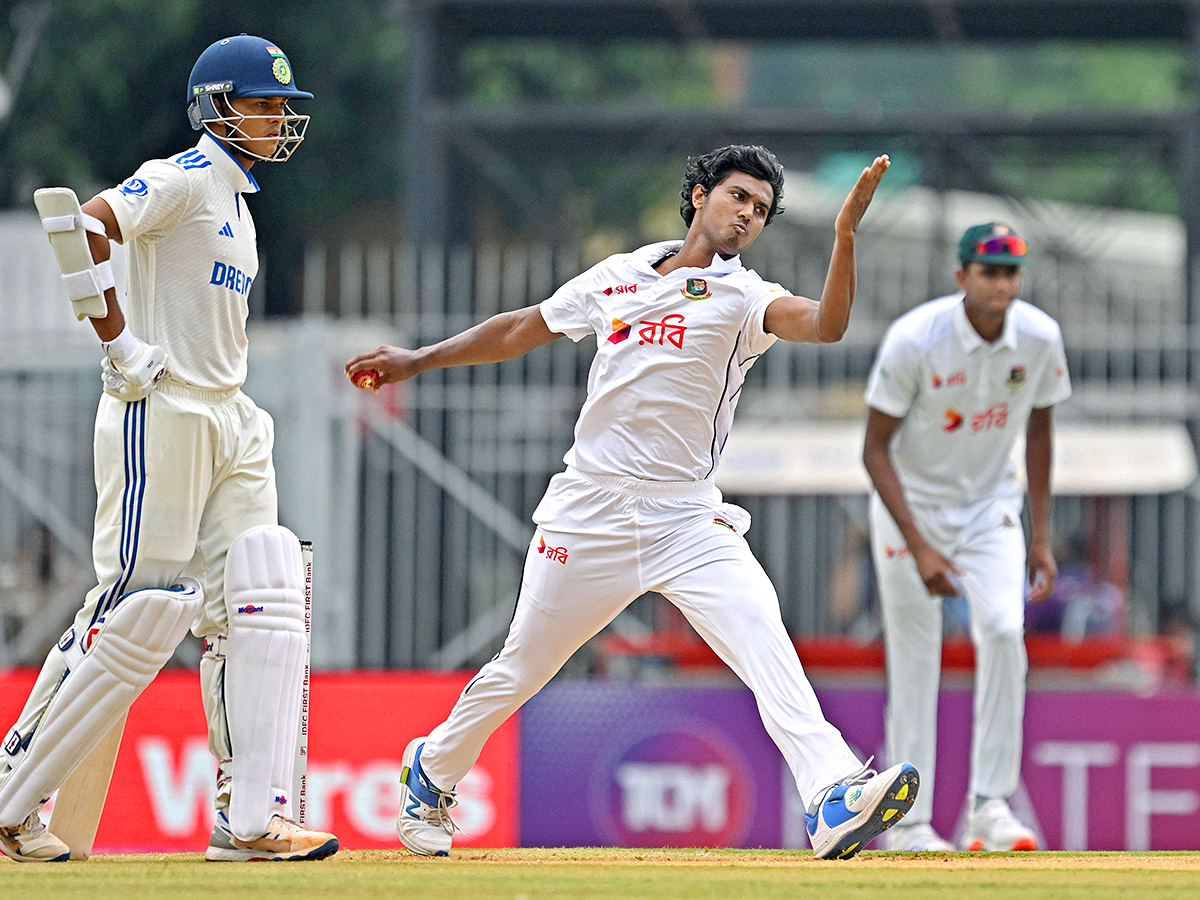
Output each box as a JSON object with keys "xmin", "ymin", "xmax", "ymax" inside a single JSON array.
[
  {"xmin": 98, "ymin": 133, "xmax": 260, "ymax": 392},
  {"xmin": 540, "ymin": 240, "xmax": 787, "ymax": 481},
  {"xmin": 864, "ymin": 294, "xmax": 1071, "ymax": 508}
]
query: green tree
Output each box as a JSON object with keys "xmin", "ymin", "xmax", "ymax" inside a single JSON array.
[{"xmin": 0, "ymin": 0, "xmax": 405, "ymax": 312}]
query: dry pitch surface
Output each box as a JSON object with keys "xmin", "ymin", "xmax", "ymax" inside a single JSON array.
[{"xmin": 2, "ymin": 848, "xmax": 1199, "ymax": 899}]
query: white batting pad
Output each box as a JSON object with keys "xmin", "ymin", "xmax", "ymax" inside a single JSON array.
[
  {"xmin": 33, "ymin": 187, "xmax": 110, "ymax": 320},
  {"xmin": 0, "ymin": 580, "xmax": 202, "ymax": 826},
  {"xmin": 224, "ymin": 525, "xmax": 306, "ymax": 840}
]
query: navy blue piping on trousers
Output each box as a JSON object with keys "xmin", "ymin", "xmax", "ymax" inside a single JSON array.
[{"xmin": 90, "ymin": 398, "xmax": 148, "ymax": 626}]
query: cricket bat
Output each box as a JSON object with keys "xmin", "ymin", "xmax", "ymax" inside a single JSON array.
[
  {"xmin": 48, "ymin": 711, "xmax": 128, "ymax": 860},
  {"xmin": 292, "ymin": 540, "xmax": 313, "ymax": 823}
]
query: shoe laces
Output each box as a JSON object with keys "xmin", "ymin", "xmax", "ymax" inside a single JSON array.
[
  {"xmin": 838, "ymin": 755, "xmax": 878, "ymax": 786},
  {"xmin": 420, "ymin": 792, "xmax": 460, "ymax": 835},
  {"xmin": 1, "ymin": 812, "xmax": 47, "ymax": 840},
  {"xmin": 21, "ymin": 812, "xmax": 46, "ymax": 837},
  {"xmin": 808, "ymin": 756, "xmax": 877, "ymax": 816},
  {"xmin": 267, "ymin": 813, "xmax": 311, "ymax": 835}
]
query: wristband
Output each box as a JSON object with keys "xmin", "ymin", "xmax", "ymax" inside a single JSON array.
[{"xmin": 103, "ymin": 325, "xmax": 137, "ymax": 364}]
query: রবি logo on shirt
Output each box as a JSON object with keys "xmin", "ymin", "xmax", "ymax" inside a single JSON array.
[
  {"xmin": 609, "ymin": 318, "xmax": 632, "ymax": 344},
  {"xmin": 637, "ymin": 314, "xmax": 686, "ymax": 348},
  {"xmin": 931, "ymin": 371, "xmax": 966, "ymax": 388},
  {"xmin": 608, "ymin": 315, "xmax": 689, "ymax": 348},
  {"xmin": 971, "ymin": 402, "xmax": 1008, "ymax": 432}
]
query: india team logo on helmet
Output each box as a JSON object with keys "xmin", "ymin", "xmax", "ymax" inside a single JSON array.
[
  {"xmin": 265, "ymin": 45, "xmax": 293, "ymax": 85},
  {"xmin": 186, "ymin": 34, "xmax": 312, "ymax": 163}
]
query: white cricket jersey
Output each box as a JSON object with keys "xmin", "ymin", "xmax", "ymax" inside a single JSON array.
[
  {"xmin": 540, "ymin": 240, "xmax": 787, "ymax": 481},
  {"xmin": 99, "ymin": 133, "xmax": 260, "ymax": 392},
  {"xmin": 864, "ymin": 293, "xmax": 1072, "ymax": 508}
]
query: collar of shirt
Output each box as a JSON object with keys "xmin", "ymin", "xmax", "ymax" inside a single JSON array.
[
  {"xmin": 198, "ymin": 133, "xmax": 261, "ymax": 194},
  {"xmin": 628, "ymin": 240, "xmax": 743, "ymax": 278},
  {"xmin": 953, "ymin": 294, "xmax": 1018, "ymax": 354}
]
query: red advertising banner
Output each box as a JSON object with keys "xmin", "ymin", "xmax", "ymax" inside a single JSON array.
[{"xmin": 0, "ymin": 670, "xmax": 517, "ymax": 853}]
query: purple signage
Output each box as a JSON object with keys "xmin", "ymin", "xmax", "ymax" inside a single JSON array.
[
  {"xmin": 1022, "ymin": 690, "xmax": 1200, "ymax": 850},
  {"xmin": 520, "ymin": 683, "xmax": 783, "ymax": 848},
  {"xmin": 521, "ymin": 682, "xmax": 1200, "ymax": 850}
]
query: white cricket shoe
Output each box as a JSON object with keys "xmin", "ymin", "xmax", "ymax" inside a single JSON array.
[
  {"xmin": 886, "ymin": 821, "xmax": 956, "ymax": 851},
  {"xmin": 204, "ymin": 810, "xmax": 339, "ymax": 861},
  {"xmin": 396, "ymin": 736, "xmax": 459, "ymax": 856},
  {"xmin": 965, "ymin": 798, "xmax": 1038, "ymax": 851},
  {"xmin": 0, "ymin": 812, "xmax": 70, "ymax": 862},
  {"xmin": 806, "ymin": 760, "xmax": 919, "ymax": 859}
]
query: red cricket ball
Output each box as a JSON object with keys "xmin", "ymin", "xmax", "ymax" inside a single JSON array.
[{"xmin": 352, "ymin": 368, "xmax": 380, "ymax": 390}]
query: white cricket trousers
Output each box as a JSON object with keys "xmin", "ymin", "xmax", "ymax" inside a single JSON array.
[
  {"xmin": 421, "ymin": 468, "xmax": 863, "ymax": 806},
  {"xmin": 869, "ymin": 490, "xmax": 1028, "ymax": 824},
  {"xmin": 85, "ymin": 382, "xmax": 279, "ymax": 636},
  {"xmin": 1, "ymin": 382, "xmax": 277, "ymax": 781}
]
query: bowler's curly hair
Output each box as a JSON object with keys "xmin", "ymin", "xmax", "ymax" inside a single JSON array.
[{"xmin": 679, "ymin": 145, "xmax": 785, "ymax": 227}]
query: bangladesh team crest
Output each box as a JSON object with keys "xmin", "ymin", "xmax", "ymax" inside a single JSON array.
[{"xmin": 681, "ymin": 277, "xmax": 712, "ymax": 301}]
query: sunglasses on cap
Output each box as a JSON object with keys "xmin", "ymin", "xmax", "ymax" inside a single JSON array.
[{"xmin": 974, "ymin": 235, "xmax": 1027, "ymax": 257}]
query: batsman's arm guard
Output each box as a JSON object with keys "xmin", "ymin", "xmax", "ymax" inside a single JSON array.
[{"xmin": 33, "ymin": 187, "xmax": 114, "ymax": 321}]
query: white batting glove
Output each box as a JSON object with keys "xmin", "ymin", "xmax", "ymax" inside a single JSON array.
[
  {"xmin": 100, "ymin": 356, "xmax": 157, "ymax": 401},
  {"xmin": 100, "ymin": 329, "xmax": 167, "ymax": 401}
]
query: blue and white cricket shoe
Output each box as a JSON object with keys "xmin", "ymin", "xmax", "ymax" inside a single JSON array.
[
  {"xmin": 806, "ymin": 760, "xmax": 919, "ymax": 859},
  {"xmin": 396, "ymin": 736, "xmax": 459, "ymax": 856}
]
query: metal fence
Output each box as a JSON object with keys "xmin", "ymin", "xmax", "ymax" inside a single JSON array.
[
  {"xmin": 301, "ymin": 206, "xmax": 1194, "ymax": 669},
  {"xmin": 0, "ymin": 366, "xmax": 100, "ymax": 666},
  {"xmin": 1, "ymin": 197, "xmax": 1195, "ymax": 671}
]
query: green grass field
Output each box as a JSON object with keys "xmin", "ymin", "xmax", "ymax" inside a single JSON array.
[{"xmin": 4, "ymin": 849, "xmax": 1200, "ymax": 900}]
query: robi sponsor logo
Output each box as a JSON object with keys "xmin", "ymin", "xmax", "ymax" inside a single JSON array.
[
  {"xmin": 931, "ymin": 371, "xmax": 966, "ymax": 389},
  {"xmin": 604, "ymin": 725, "xmax": 754, "ymax": 847},
  {"xmin": 209, "ymin": 261, "xmax": 253, "ymax": 296}
]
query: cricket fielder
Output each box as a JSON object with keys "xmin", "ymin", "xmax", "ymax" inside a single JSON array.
[
  {"xmin": 349, "ymin": 145, "xmax": 919, "ymax": 860},
  {"xmin": 863, "ymin": 223, "xmax": 1071, "ymax": 851},
  {"xmin": 0, "ymin": 35, "xmax": 338, "ymax": 862}
]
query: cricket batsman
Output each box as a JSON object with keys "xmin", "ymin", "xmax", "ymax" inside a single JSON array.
[{"xmin": 0, "ymin": 35, "xmax": 338, "ymax": 862}]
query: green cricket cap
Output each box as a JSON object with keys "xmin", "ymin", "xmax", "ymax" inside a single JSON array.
[{"xmin": 958, "ymin": 223, "xmax": 1028, "ymax": 267}]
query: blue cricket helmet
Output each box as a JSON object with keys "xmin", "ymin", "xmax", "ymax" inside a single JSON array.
[
  {"xmin": 188, "ymin": 34, "xmax": 312, "ymax": 106},
  {"xmin": 186, "ymin": 34, "xmax": 312, "ymax": 162}
]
